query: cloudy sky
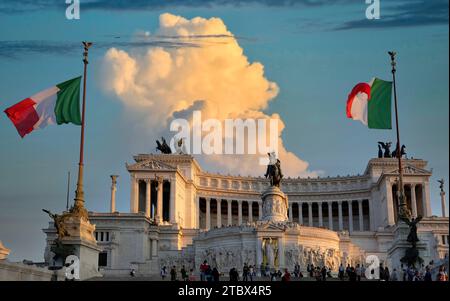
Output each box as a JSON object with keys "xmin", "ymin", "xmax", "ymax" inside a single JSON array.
[{"xmin": 0, "ymin": 0, "xmax": 448, "ymax": 261}]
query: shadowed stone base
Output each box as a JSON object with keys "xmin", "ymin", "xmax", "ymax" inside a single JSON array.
[
  {"xmin": 261, "ymin": 186, "xmax": 288, "ymax": 222},
  {"xmin": 59, "ymin": 217, "xmax": 102, "ymax": 280}
]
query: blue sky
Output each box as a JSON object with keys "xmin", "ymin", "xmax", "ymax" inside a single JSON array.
[{"xmin": 0, "ymin": 0, "xmax": 448, "ymax": 261}]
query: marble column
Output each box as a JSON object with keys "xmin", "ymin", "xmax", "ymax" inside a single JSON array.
[
  {"xmin": 358, "ymin": 200, "xmax": 364, "ymax": 231},
  {"xmin": 348, "ymin": 201, "xmax": 353, "ymax": 233},
  {"xmin": 217, "ymin": 199, "xmax": 222, "ymax": 228},
  {"xmin": 338, "ymin": 201, "xmax": 343, "ymax": 231},
  {"xmin": 169, "ymin": 177, "xmax": 176, "ymax": 223},
  {"xmin": 318, "ymin": 202, "xmax": 323, "ymax": 227},
  {"xmin": 298, "ymin": 202, "xmax": 303, "ymax": 225},
  {"xmin": 110, "ymin": 175, "xmax": 118, "ymax": 213},
  {"xmin": 410, "ymin": 184, "xmax": 418, "ymax": 218},
  {"xmin": 386, "ymin": 181, "xmax": 395, "ymax": 225},
  {"xmin": 130, "ymin": 175, "xmax": 139, "ymax": 213},
  {"xmin": 227, "ymin": 200, "xmax": 232, "ymax": 226},
  {"xmin": 238, "ymin": 201, "xmax": 243, "ymax": 225},
  {"xmin": 258, "ymin": 202, "xmax": 262, "ymax": 220},
  {"xmin": 206, "ymin": 198, "xmax": 211, "ymax": 230},
  {"xmin": 289, "ymin": 203, "xmax": 293, "ymax": 222},
  {"xmin": 328, "ymin": 202, "xmax": 333, "ymax": 230},
  {"xmin": 197, "ymin": 196, "xmax": 201, "ymax": 229},
  {"xmin": 441, "ymin": 191, "xmax": 447, "ymax": 218},
  {"xmin": 145, "ymin": 179, "xmax": 151, "ymax": 218},
  {"xmin": 422, "ymin": 182, "xmax": 431, "ymax": 217},
  {"xmin": 248, "ymin": 201, "xmax": 253, "ymax": 223},
  {"xmin": 156, "ymin": 177, "xmax": 163, "ymax": 224},
  {"xmin": 308, "ymin": 203, "xmax": 313, "ymax": 227}
]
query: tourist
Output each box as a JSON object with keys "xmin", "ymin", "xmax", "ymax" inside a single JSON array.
[
  {"xmin": 338, "ymin": 264, "xmax": 345, "ymax": 280},
  {"xmin": 188, "ymin": 268, "xmax": 197, "ymax": 281},
  {"xmin": 293, "ymin": 263, "xmax": 300, "ymax": 278},
  {"xmin": 281, "ymin": 268, "xmax": 291, "ymax": 281},
  {"xmin": 229, "ymin": 267, "xmax": 239, "ymax": 281},
  {"xmin": 261, "ymin": 263, "xmax": 266, "ymax": 277},
  {"xmin": 400, "ymin": 264, "xmax": 407, "ymax": 281},
  {"xmin": 406, "ymin": 265, "xmax": 415, "ymax": 281},
  {"xmin": 160, "ymin": 266, "xmax": 167, "ymax": 280},
  {"xmin": 424, "ymin": 267, "xmax": 432, "ymax": 281},
  {"xmin": 181, "ymin": 265, "xmax": 188, "ymax": 281},
  {"xmin": 379, "ymin": 263, "xmax": 385, "ymax": 281},
  {"xmin": 212, "ymin": 267, "xmax": 220, "ymax": 281},
  {"xmin": 205, "ymin": 265, "xmax": 213, "ymax": 281},
  {"xmin": 321, "ymin": 266, "xmax": 327, "ymax": 281},
  {"xmin": 270, "ymin": 270, "xmax": 277, "ymax": 281},
  {"xmin": 390, "ymin": 268, "xmax": 398, "ymax": 281},
  {"xmin": 242, "ymin": 263, "xmax": 249, "ymax": 281},
  {"xmin": 355, "ymin": 264, "xmax": 362, "ymax": 281},
  {"xmin": 345, "ymin": 264, "xmax": 351, "ymax": 279},
  {"xmin": 249, "ymin": 265, "xmax": 254, "ymax": 281},
  {"xmin": 310, "ymin": 264, "xmax": 315, "ymax": 277},
  {"xmin": 345, "ymin": 266, "xmax": 354, "ymax": 281},
  {"xmin": 200, "ymin": 260, "xmax": 209, "ymax": 281},
  {"xmin": 437, "ymin": 265, "xmax": 448, "ymax": 281},
  {"xmin": 384, "ymin": 266, "xmax": 390, "ymax": 281},
  {"xmin": 170, "ymin": 265, "xmax": 177, "ymax": 281},
  {"xmin": 130, "ymin": 268, "xmax": 136, "ymax": 277},
  {"xmin": 265, "ymin": 263, "xmax": 270, "ymax": 277}
]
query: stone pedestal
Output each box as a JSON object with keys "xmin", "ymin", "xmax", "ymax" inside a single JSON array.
[
  {"xmin": 387, "ymin": 222, "xmax": 427, "ymax": 272},
  {"xmin": 260, "ymin": 186, "xmax": 288, "ymax": 222},
  {"xmin": 59, "ymin": 216, "xmax": 102, "ymax": 280},
  {"xmin": 0, "ymin": 241, "xmax": 10, "ymax": 260}
]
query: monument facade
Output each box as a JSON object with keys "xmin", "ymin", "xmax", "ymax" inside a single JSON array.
[{"xmin": 43, "ymin": 154, "xmax": 449, "ymax": 277}]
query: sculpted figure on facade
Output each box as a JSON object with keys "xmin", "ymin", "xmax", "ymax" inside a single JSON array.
[{"xmin": 262, "ymin": 238, "xmax": 277, "ymax": 267}]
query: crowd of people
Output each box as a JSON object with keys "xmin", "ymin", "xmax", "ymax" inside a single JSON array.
[{"xmin": 153, "ymin": 260, "xmax": 448, "ymax": 282}]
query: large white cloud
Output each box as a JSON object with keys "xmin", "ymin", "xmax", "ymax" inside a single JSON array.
[{"xmin": 101, "ymin": 13, "xmax": 318, "ymax": 177}]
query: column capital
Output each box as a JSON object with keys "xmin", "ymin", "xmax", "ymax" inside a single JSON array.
[
  {"xmin": 358, "ymin": 199, "xmax": 363, "ymax": 204},
  {"xmin": 155, "ymin": 175, "xmax": 164, "ymax": 184}
]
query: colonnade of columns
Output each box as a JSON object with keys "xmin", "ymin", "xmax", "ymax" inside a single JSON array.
[
  {"xmin": 131, "ymin": 175, "xmax": 176, "ymax": 224},
  {"xmin": 198, "ymin": 197, "xmax": 370, "ymax": 232},
  {"xmin": 388, "ymin": 182, "xmax": 430, "ymax": 225}
]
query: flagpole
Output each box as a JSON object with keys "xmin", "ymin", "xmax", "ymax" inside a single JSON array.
[
  {"xmin": 73, "ymin": 41, "xmax": 92, "ymax": 217},
  {"xmin": 389, "ymin": 51, "xmax": 409, "ymax": 220},
  {"xmin": 66, "ymin": 171, "xmax": 71, "ymax": 211}
]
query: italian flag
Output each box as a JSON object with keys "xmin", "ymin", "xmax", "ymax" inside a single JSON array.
[
  {"xmin": 4, "ymin": 77, "xmax": 82, "ymax": 138},
  {"xmin": 346, "ymin": 78, "xmax": 392, "ymax": 129}
]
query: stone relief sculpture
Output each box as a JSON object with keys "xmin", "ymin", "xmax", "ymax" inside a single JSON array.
[{"xmin": 283, "ymin": 245, "xmax": 343, "ymax": 271}]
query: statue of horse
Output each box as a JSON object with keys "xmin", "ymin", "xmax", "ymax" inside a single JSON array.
[
  {"xmin": 378, "ymin": 141, "xmax": 392, "ymax": 158},
  {"xmin": 156, "ymin": 137, "xmax": 172, "ymax": 154},
  {"xmin": 264, "ymin": 152, "xmax": 283, "ymax": 187},
  {"xmin": 392, "ymin": 144, "xmax": 406, "ymax": 158}
]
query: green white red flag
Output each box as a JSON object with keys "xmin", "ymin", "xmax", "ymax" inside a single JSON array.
[
  {"xmin": 346, "ymin": 77, "xmax": 392, "ymax": 129},
  {"xmin": 4, "ymin": 77, "xmax": 82, "ymax": 138}
]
